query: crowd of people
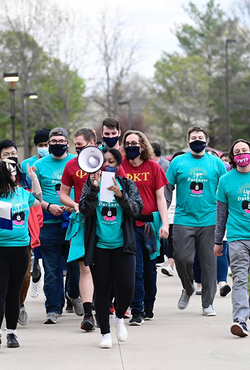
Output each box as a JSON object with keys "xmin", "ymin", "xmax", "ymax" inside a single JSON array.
[{"xmin": 0, "ymin": 119, "xmax": 250, "ymax": 350}]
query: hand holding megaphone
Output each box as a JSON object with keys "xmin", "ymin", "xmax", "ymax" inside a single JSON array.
[{"xmin": 90, "ymin": 171, "xmax": 102, "ymax": 187}]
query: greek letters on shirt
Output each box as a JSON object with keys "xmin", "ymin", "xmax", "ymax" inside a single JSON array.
[
  {"xmin": 126, "ymin": 172, "xmax": 150, "ymax": 182},
  {"xmin": 187, "ymin": 167, "xmax": 208, "ymax": 197},
  {"xmin": 75, "ymin": 169, "xmax": 87, "ymax": 179},
  {"xmin": 237, "ymin": 183, "xmax": 250, "ymax": 216}
]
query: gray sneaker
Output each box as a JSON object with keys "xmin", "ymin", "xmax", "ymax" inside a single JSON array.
[
  {"xmin": 18, "ymin": 305, "xmax": 29, "ymax": 326},
  {"xmin": 203, "ymin": 305, "xmax": 216, "ymax": 316},
  {"xmin": 178, "ymin": 289, "xmax": 193, "ymax": 310},
  {"xmin": 67, "ymin": 295, "xmax": 84, "ymax": 316},
  {"xmin": 44, "ymin": 312, "xmax": 59, "ymax": 324}
]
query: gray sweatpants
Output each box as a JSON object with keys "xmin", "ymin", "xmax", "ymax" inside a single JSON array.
[
  {"xmin": 229, "ymin": 240, "xmax": 250, "ymax": 323},
  {"xmin": 172, "ymin": 225, "xmax": 217, "ymax": 308}
]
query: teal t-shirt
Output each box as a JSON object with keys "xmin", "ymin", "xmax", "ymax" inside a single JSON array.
[
  {"xmin": 96, "ymin": 180, "xmax": 124, "ymax": 249},
  {"xmin": 167, "ymin": 152, "xmax": 226, "ymax": 227},
  {"xmin": 34, "ymin": 153, "xmax": 75, "ymax": 223},
  {"xmin": 0, "ymin": 187, "xmax": 35, "ymax": 246},
  {"xmin": 21, "ymin": 155, "xmax": 38, "ymax": 173},
  {"xmin": 217, "ymin": 169, "xmax": 250, "ymax": 242}
]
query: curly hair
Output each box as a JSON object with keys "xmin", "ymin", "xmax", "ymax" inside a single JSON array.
[
  {"xmin": 228, "ymin": 139, "xmax": 250, "ymax": 168},
  {"xmin": 102, "ymin": 147, "xmax": 122, "ymax": 167},
  {"xmin": 121, "ymin": 130, "xmax": 153, "ymax": 161}
]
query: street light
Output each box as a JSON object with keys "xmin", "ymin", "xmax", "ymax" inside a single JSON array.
[
  {"xmin": 118, "ymin": 101, "xmax": 132, "ymax": 130},
  {"xmin": 3, "ymin": 72, "xmax": 19, "ymax": 141},
  {"xmin": 225, "ymin": 39, "xmax": 236, "ymax": 150},
  {"xmin": 23, "ymin": 93, "xmax": 38, "ymax": 158}
]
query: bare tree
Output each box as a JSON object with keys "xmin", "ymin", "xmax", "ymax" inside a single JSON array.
[{"xmin": 90, "ymin": 9, "xmax": 142, "ymax": 118}]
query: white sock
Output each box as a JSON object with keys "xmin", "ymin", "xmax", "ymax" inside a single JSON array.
[
  {"xmin": 6, "ymin": 328, "xmax": 17, "ymax": 335},
  {"xmin": 102, "ymin": 333, "xmax": 111, "ymax": 339},
  {"xmin": 114, "ymin": 314, "xmax": 123, "ymax": 323},
  {"xmin": 219, "ymin": 281, "xmax": 226, "ymax": 289}
]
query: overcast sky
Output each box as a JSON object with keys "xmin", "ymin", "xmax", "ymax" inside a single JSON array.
[{"xmin": 56, "ymin": 0, "xmax": 233, "ymax": 78}]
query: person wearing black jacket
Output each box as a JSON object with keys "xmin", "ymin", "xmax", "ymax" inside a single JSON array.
[{"xmin": 79, "ymin": 148, "xmax": 143, "ymax": 349}]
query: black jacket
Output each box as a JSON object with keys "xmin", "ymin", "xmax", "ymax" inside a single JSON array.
[{"xmin": 79, "ymin": 175, "xmax": 143, "ymax": 266}]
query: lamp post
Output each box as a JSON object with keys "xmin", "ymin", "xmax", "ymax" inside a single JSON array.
[
  {"xmin": 23, "ymin": 93, "xmax": 38, "ymax": 158},
  {"xmin": 118, "ymin": 101, "xmax": 132, "ymax": 130},
  {"xmin": 225, "ymin": 39, "xmax": 236, "ymax": 150},
  {"xmin": 3, "ymin": 73, "xmax": 19, "ymax": 142}
]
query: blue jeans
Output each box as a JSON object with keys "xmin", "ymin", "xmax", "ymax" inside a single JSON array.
[
  {"xmin": 40, "ymin": 223, "xmax": 79, "ymax": 314},
  {"xmin": 131, "ymin": 226, "xmax": 157, "ymax": 316}
]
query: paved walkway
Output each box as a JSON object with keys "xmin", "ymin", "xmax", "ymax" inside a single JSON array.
[{"xmin": 1, "ymin": 267, "xmax": 249, "ymax": 369}]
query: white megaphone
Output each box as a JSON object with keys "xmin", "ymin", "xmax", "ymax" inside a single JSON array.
[{"xmin": 77, "ymin": 146, "xmax": 104, "ymax": 174}]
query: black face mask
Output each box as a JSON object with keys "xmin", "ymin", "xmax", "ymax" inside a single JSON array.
[
  {"xmin": 125, "ymin": 146, "xmax": 141, "ymax": 160},
  {"xmin": 189, "ymin": 140, "xmax": 206, "ymax": 153},
  {"xmin": 76, "ymin": 145, "xmax": 88, "ymax": 155},
  {"xmin": 8, "ymin": 156, "xmax": 18, "ymax": 165},
  {"xmin": 103, "ymin": 136, "xmax": 119, "ymax": 148},
  {"xmin": 49, "ymin": 144, "xmax": 68, "ymax": 157}
]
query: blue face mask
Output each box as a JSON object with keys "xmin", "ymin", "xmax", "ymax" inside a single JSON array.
[
  {"xmin": 37, "ymin": 147, "xmax": 49, "ymax": 158},
  {"xmin": 189, "ymin": 140, "xmax": 206, "ymax": 153},
  {"xmin": 105, "ymin": 165, "xmax": 116, "ymax": 172},
  {"xmin": 103, "ymin": 136, "xmax": 119, "ymax": 148},
  {"xmin": 49, "ymin": 144, "xmax": 68, "ymax": 157},
  {"xmin": 125, "ymin": 146, "xmax": 141, "ymax": 160}
]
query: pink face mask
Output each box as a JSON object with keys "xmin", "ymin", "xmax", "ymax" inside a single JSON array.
[{"xmin": 234, "ymin": 153, "xmax": 250, "ymax": 167}]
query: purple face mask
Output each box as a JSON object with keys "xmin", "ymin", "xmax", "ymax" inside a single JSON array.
[{"xmin": 234, "ymin": 153, "xmax": 250, "ymax": 167}]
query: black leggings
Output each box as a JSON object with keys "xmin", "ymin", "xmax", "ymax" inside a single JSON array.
[
  {"xmin": 91, "ymin": 247, "xmax": 135, "ymax": 335},
  {"xmin": 0, "ymin": 246, "xmax": 29, "ymax": 330}
]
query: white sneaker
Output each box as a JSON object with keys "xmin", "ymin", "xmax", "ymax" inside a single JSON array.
[
  {"xmin": 161, "ymin": 263, "xmax": 174, "ymax": 276},
  {"xmin": 100, "ymin": 333, "xmax": 112, "ymax": 349},
  {"xmin": 113, "ymin": 315, "xmax": 128, "ymax": 342},
  {"xmin": 29, "ymin": 277, "xmax": 41, "ymax": 298},
  {"xmin": 203, "ymin": 305, "xmax": 216, "ymax": 316}
]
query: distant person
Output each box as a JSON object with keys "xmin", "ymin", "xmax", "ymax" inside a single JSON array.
[{"xmin": 21, "ymin": 128, "xmax": 50, "ymax": 172}]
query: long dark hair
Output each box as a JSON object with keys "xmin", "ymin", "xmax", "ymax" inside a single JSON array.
[
  {"xmin": 0, "ymin": 161, "xmax": 16, "ymax": 198},
  {"xmin": 228, "ymin": 139, "xmax": 250, "ymax": 168}
]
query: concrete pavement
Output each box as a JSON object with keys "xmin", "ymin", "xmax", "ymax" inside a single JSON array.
[{"xmin": 1, "ymin": 267, "xmax": 249, "ymax": 370}]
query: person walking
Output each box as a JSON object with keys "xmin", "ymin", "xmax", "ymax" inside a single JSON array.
[
  {"xmin": 167, "ymin": 126, "xmax": 226, "ymax": 316},
  {"xmin": 79, "ymin": 148, "xmax": 143, "ymax": 348},
  {"xmin": 214, "ymin": 139, "xmax": 250, "ymax": 337},
  {"xmin": 121, "ymin": 130, "xmax": 169, "ymax": 325},
  {"xmin": 0, "ymin": 159, "xmax": 42, "ymax": 348}
]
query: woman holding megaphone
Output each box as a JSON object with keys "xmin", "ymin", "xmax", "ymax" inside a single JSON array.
[{"xmin": 79, "ymin": 148, "xmax": 143, "ymax": 349}]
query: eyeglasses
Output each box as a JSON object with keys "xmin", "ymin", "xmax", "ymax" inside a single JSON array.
[
  {"xmin": 125, "ymin": 141, "xmax": 140, "ymax": 148},
  {"xmin": 49, "ymin": 139, "xmax": 67, "ymax": 145}
]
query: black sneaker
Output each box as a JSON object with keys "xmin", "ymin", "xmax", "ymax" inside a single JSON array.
[
  {"xmin": 7, "ymin": 333, "xmax": 20, "ymax": 348},
  {"xmin": 220, "ymin": 284, "xmax": 231, "ymax": 297},
  {"xmin": 80, "ymin": 315, "xmax": 95, "ymax": 331},
  {"xmin": 129, "ymin": 314, "xmax": 144, "ymax": 326},
  {"xmin": 65, "ymin": 299, "xmax": 74, "ymax": 313},
  {"xmin": 144, "ymin": 307, "xmax": 154, "ymax": 321}
]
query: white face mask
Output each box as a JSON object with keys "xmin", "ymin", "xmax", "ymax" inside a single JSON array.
[{"xmin": 37, "ymin": 147, "xmax": 49, "ymax": 158}]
